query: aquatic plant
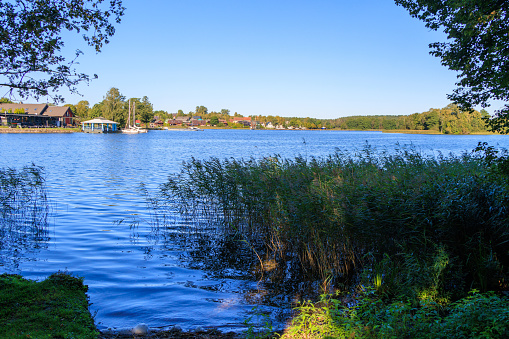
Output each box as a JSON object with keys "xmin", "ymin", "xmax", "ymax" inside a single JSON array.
[
  {"xmin": 157, "ymin": 146, "xmax": 509, "ymax": 300},
  {"xmin": 243, "ymin": 306, "xmax": 276, "ymax": 339},
  {"xmin": 0, "ymin": 164, "xmax": 50, "ymax": 267}
]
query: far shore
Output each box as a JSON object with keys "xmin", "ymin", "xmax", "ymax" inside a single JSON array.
[
  {"xmin": 0, "ymin": 126, "xmax": 500, "ymax": 135},
  {"xmin": 381, "ymin": 129, "xmax": 498, "ymax": 135},
  {"xmin": 164, "ymin": 126, "xmax": 501, "ymax": 135}
]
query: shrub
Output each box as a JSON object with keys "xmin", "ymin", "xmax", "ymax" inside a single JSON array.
[{"xmin": 282, "ymin": 290, "xmax": 509, "ymax": 339}]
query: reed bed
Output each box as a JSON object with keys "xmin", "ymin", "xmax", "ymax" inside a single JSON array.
[
  {"xmin": 0, "ymin": 165, "xmax": 50, "ymax": 265},
  {"xmin": 158, "ymin": 145, "xmax": 509, "ymax": 300}
]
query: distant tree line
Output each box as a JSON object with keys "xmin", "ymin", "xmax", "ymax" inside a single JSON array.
[
  {"xmin": 328, "ymin": 104, "xmax": 489, "ymax": 134},
  {"xmin": 252, "ymin": 104, "xmax": 489, "ymax": 134},
  {"xmin": 63, "ymin": 88, "xmax": 489, "ymax": 134}
]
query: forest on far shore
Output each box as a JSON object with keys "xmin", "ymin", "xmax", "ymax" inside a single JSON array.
[
  {"xmin": 179, "ymin": 103, "xmax": 489, "ymax": 134},
  {"xmin": 324, "ymin": 103, "xmax": 490, "ymax": 134}
]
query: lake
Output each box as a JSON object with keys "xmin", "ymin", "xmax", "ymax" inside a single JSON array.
[{"xmin": 0, "ymin": 129, "xmax": 508, "ymax": 332}]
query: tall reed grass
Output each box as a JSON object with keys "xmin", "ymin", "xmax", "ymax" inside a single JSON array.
[
  {"xmin": 158, "ymin": 145, "xmax": 509, "ymax": 300},
  {"xmin": 0, "ymin": 164, "xmax": 50, "ymax": 266}
]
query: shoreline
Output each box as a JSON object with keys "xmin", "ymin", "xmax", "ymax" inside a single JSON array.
[
  {"xmin": 98, "ymin": 328, "xmax": 245, "ymax": 338},
  {"xmin": 0, "ymin": 127, "xmax": 78, "ymax": 133},
  {"xmin": 164, "ymin": 127, "xmax": 500, "ymax": 135},
  {"xmin": 381, "ymin": 129, "xmax": 499, "ymax": 135},
  {"xmin": 0, "ymin": 126, "xmax": 500, "ymax": 136}
]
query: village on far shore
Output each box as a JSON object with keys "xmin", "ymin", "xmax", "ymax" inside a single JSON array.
[{"xmin": 0, "ymin": 102, "xmax": 310, "ymax": 133}]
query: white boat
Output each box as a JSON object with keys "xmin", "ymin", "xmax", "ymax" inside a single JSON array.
[
  {"xmin": 122, "ymin": 100, "xmax": 148, "ymax": 134},
  {"xmin": 123, "ymin": 125, "xmax": 147, "ymax": 134},
  {"xmin": 188, "ymin": 126, "xmax": 204, "ymax": 131}
]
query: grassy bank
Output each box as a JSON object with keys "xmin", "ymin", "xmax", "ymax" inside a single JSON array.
[
  {"xmin": 0, "ymin": 273, "xmax": 98, "ymax": 338},
  {"xmin": 0, "ymin": 273, "xmax": 247, "ymax": 339},
  {"xmin": 1, "ymin": 273, "xmax": 507, "ymax": 339}
]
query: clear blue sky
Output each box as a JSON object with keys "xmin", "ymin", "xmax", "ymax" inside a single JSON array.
[{"xmin": 52, "ymin": 0, "xmax": 463, "ymax": 119}]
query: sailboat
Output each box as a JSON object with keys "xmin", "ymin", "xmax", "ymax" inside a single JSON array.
[{"xmin": 122, "ymin": 99, "xmax": 148, "ymax": 134}]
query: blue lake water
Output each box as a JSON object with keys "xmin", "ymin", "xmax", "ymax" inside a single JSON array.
[{"xmin": 1, "ymin": 129, "xmax": 508, "ymax": 332}]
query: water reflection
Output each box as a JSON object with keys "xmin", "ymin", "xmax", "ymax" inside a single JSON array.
[{"xmin": 140, "ymin": 192, "xmax": 301, "ymax": 328}]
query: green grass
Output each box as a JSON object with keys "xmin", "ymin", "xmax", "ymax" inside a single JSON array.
[
  {"xmin": 0, "ymin": 272, "xmax": 99, "ymax": 339},
  {"xmin": 279, "ymin": 289, "xmax": 509, "ymax": 338}
]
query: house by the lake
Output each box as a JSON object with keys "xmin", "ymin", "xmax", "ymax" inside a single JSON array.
[
  {"xmin": 0, "ymin": 103, "xmax": 75, "ymax": 127},
  {"xmin": 230, "ymin": 116, "xmax": 252, "ymax": 127}
]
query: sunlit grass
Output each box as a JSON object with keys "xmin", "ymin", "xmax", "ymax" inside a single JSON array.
[{"xmin": 278, "ymin": 289, "xmax": 509, "ymax": 338}]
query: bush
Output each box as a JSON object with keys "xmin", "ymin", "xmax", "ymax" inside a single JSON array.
[{"xmin": 282, "ymin": 290, "xmax": 509, "ymax": 339}]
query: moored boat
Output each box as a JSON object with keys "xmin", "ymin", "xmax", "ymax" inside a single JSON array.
[{"xmin": 122, "ymin": 100, "xmax": 148, "ymax": 134}]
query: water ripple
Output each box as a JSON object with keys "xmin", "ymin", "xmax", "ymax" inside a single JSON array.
[{"xmin": 1, "ymin": 130, "xmax": 508, "ymax": 331}]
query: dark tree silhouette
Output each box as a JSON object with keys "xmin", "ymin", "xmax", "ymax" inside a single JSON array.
[{"xmin": 0, "ymin": 0, "xmax": 124, "ymax": 103}]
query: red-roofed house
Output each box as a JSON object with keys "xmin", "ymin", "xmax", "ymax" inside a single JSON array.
[
  {"xmin": 230, "ymin": 116, "xmax": 252, "ymax": 126},
  {"xmin": 42, "ymin": 106, "xmax": 75, "ymax": 126}
]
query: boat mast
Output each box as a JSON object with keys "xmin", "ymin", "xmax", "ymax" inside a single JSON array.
[{"xmin": 126, "ymin": 99, "xmax": 131, "ymax": 129}]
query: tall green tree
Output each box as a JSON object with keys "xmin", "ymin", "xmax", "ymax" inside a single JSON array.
[
  {"xmin": 75, "ymin": 100, "xmax": 90, "ymax": 119},
  {"xmin": 102, "ymin": 87, "xmax": 126, "ymax": 126},
  {"xmin": 90, "ymin": 102, "xmax": 103, "ymax": 119},
  {"xmin": 0, "ymin": 0, "xmax": 124, "ymax": 103},
  {"xmin": 395, "ymin": 0, "xmax": 509, "ymax": 133},
  {"xmin": 195, "ymin": 106, "xmax": 208, "ymax": 115},
  {"xmin": 209, "ymin": 116, "xmax": 219, "ymax": 125},
  {"xmin": 138, "ymin": 96, "xmax": 154, "ymax": 128},
  {"xmin": 424, "ymin": 110, "xmax": 440, "ymax": 130},
  {"xmin": 153, "ymin": 109, "xmax": 170, "ymax": 121}
]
